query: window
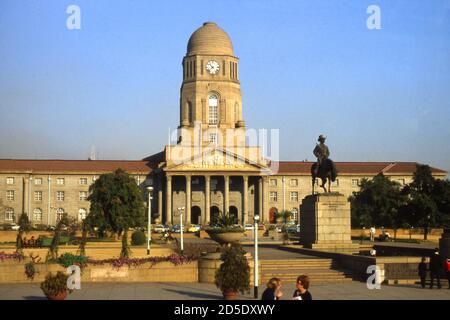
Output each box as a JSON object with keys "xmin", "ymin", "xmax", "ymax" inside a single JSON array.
[
  {"xmin": 57, "ymin": 191, "xmax": 65, "ymax": 201},
  {"xmin": 57, "ymin": 178, "xmax": 65, "ymax": 185},
  {"xmin": 56, "ymin": 208, "xmax": 65, "ymax": 221},
  {"xmin": 351, "ymin": 179, "xmax": 360, "ymax": 187},
  {"xmin": 33, "ymin": 208, "xmax": 43, "ymax": 221},
  {"xmin": 79, "ymin": 208, "xmax": 87, "ymax": 221},
  {"xmin": 79, "ymin": 178, "xmax": 88, "ymax": 185},
  {"xmin": 290, "ymin": 192, "xmax": 298, "ymax": 202},
  {"xmin": 208, "ymin": 94, "xmax": 219, "ymax": 125},
  {"xmin": 269, "ymin": 191, "xmax": 278, "ymax": 202},
  {"xmin": 6, "ymin": 177, "xmax": 14, "ymax": 185},
  {"xmin": 331, "ymin": 179, "xmax": 339, "ymax": 187},
  {"xmin": 291, "ymin": 208, "xmax": 298, "ymax": 223},
  {"xmin": 34, "ymin": 178, "xmax": 43, "ymax": 185},
  {"xmin": 187, "ymin": 101, "xmax": 193, "ymax": 123},
  {"xmin": 209, "ymin": 133, "xmax": 217, "ymax": 143},
  {"xmin": 6, "ymin": 190, "xmax": 14, "ymax": 201},
  {"xmin": 79, "ymin": 191, "xmax": 88, "ymax": 201},
  {"xmin": 5, "ymin": 208, "xmax": 14, "ymax": 221},
  {"xmin": 269, "ymin": 179, "xmax": 277, "ymax": 187},
  {"xmin": 34, "ymin": 191, "xmax": 42, "ymax": 202},
  {"xmin": 290, "ymin": 179, "xmax": 298, "ymax": 187}
]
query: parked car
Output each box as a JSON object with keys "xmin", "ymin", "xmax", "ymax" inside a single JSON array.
[
  {"xmin": 187, "ymin": 224, "xmax": 201, "ymax": 233},
  {"xmin": 275, "ymin": 225, "xmax": 283, "ymax": 233},
  {"xmin": 286, "ymin": 224, "xmax": 300, "ymax": 234},
  {"xmin": 153, "ymin": 224, "xmax": 167, "ymax": 233},
  {"xmin": 244, "ymin": 224, "xmax": 254, "ymax": 231},
  {"xmin": 171, "ymin": 224, "xmax": 184, "ymax": 233},
  {"xmin": 9, "ymin": 223, "xmax": 20, "ymax": 231}
]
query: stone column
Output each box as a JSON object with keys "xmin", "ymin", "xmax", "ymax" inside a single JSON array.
[
  {"xmin": 258, "ymin": 177, "xmax": 263, "ymax": 218},
  {"xmin": 262, "ymin": 177, "xmax": 269, "ymax": 223},
  {"xmin": 205, "ymin": 175, "xmax": 211, "ymax": 224},
  {"xmin": 243, "ymin": 176, "xmax": 248, "ymax": 225},
  {"xmin": 224, "ymin": 175, "xmax": 230, "ymax": 215},
  {"xmin": 22, "ymin": 177, "xmax": 28, "ymax": 216},
  {"xmin": 185, "ymin": 175, "xmax": 191, "ymax": 224},
  {"xmin": 158, "ymin": 176, "xmax": 163, "ymax": 222},
  {"xmin": 165, "ymin": 175, "xmax": 172, "ymax": 224}
]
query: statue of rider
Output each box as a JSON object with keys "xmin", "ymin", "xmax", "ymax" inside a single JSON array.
[{"xmin": 313, "ymin": 134, "xmax": 330, "ymax": 175}]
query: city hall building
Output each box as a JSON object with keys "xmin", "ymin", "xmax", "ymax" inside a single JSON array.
[{"xmin": 0, "ymin": 22, "xmax": 447, "ymax": 227}]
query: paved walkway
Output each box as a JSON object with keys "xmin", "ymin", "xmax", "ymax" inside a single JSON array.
[{"xmin": 1, "ymin": 282, "xmax": 449, "ymax": 300}]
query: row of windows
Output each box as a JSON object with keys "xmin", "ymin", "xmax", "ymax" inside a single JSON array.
[
  {"xmin": 4, "ymin": 177, "xmax": 90, "ymax": 185},
  {"xmin": 269, "ymin": 191, "xmax": 299, "ymax": 203},
  {"xmin": 269, "ymin": 178, "xmax": 407, "ymax": 188},
  {"xmin": 4, "ymin": 191, "xmax": 88, "ymax": 202},
  {"xmin": 3, "ymin": 208, "xmax": 87, "ymax": 222}
]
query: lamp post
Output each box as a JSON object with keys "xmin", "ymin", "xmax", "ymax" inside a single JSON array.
[
  {"xmin": 253, "ymin": 214, "xmax": 260, "ymax": 299},
  {"xmin": 178, "ymin": 207, "xmax": 185, "ymax": 254},
  {"xmin": 146, "ymin": 186, "xmax": 153, "ymax": 255}
]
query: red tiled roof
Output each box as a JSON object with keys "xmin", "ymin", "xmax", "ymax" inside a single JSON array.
[
  {"xmin": 0, "ymin": 159, "xmax": 156, "ymax": 174},
  {"xmin": 275, "ymin": 161, "xmax": 447, "ymax": 175}
]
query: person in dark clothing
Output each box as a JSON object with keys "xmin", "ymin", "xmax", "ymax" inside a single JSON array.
[
  {"xmin": 292, "ymin": 275, "xmax": 312, "ymax": 300},
  {"xmin": 429, "ymin": 248, "xmax": 442, "ymax": 289},
  {"xmin": 418, "ymin": 257, "xmax": 428, "ymax": 289},
  {"xmin": 445, "ymin": 258, "xmax": 450, "ymax": 289},
  {"xmin": 261, "ymin": 277, "xmax": 283, "ymax": 300}
]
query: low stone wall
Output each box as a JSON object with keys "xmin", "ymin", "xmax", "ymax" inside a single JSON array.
[
  {"xmin": 0, "ymin": 244, "xmax": 175, "ymax": 259},
  {"xmin": 0, "ymin": 260, "xmax": 198, "ymax": 283},
  {"xmin": 351, "ymin": 228, "xmax": 443, "ymax": 240}
]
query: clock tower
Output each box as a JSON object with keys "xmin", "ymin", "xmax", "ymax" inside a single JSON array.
[{"xmin": 178, "ymin": 22, "xmax": 245, "ymax": 148}]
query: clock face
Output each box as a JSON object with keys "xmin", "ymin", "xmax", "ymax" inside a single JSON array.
[{"xmin": 206, "ymin": 60, "xmax": 220, "ymax": 74}]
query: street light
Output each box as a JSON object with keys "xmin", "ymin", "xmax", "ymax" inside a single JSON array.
[
  {"xmin": 253, "ymin": 214, "xmax": 260, "ymax": 299},
  {"xmin": 177, "ymin": 207, "xmax": 185, "ymax": 254},
  {"xmin": 146, "ymin": 186, "xmax": 153, "ymax": 255}
]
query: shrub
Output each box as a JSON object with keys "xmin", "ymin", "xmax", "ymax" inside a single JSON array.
[
  {"xmin": 215, "ymin": 243, "xmax": 250, "ymax": 294},
  {"xmin": 56, "ymin": 253, "xmax": 88, "ymax": 268},
  {"xmin": 24, "ymin": 262, "xmax": 36, "ymax": 280},
  {"xmin": 131, "ymin": 230, "xmax": 146, "ymax": 246},
  {"xmin": 40, "ymin": 271, "xmax": 72, "ymax": 297}
]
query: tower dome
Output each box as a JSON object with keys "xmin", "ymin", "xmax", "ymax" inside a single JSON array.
[{"xmin": 186, "ymin": 22, "xmax": 234, "ymax": 56}]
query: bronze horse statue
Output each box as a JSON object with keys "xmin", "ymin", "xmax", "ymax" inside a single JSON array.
[{"xmin": 311, "ymin": 159, "xmax": 338, "ymax": 193}]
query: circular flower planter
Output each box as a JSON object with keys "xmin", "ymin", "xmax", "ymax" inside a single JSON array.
[
  {"xmin": 222, "ymin": 289, "xmax": 237, "ymax": 300},
  {"xmin": 205, "ymin": 230, "xmax": 244, "ymax": 245}
]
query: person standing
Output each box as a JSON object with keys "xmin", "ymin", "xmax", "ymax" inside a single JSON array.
[
  {"xmin": 370, "ymin": 226, "xmax": 376, "ymax": 242},
  {"xmin": 429, "ymin": 248, "xmax": 442, "ymax": 289},
  {"xmin": 418, "ymin": 257, "xmax": 428, "ymax": 289},
  {"xmin": 261, "ymin": 277, "xmax": 283, "ymax": 300},
  {"xmin": 445, "ymin": 258, "xmax": 450, "ymax": 289},
  {"xmin": 292, "ymin": 275, "xmax": 312, "ymax": 300}
]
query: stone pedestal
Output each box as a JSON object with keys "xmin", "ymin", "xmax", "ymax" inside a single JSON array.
[
  {"xmin": 299, "ymin": 193, "xmax": 359, "ymax": 254},
  {"xmin": 439, "ymin": 229, "xmax": 450, "ymax": 259}
]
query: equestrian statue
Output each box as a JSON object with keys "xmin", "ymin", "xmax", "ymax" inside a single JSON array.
[{"xmin": 311, "ymin": 134, "xmax": 338, "ymax": 193}]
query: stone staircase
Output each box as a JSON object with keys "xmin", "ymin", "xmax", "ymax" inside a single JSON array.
[{"xmin": 260, "ymin": 258, "xmax": 354, "ymax": 284}]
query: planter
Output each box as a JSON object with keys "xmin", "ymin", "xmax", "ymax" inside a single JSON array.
[
  {"xmin": 222, "ymin": 289, "xmax": 237, "ymax": 300},
  {"xmin": 46, "ymin": 291, "xmax": 67, "ymax": 300},
  {"xmin": 205, "ymin": 230, "xmax": 244, "ymax": 245}
]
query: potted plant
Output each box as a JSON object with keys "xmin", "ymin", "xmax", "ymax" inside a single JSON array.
[
  {"xmin": 205, "ymin": 211, "xmax": 245, "ymax": 245},
  {"xmin": 215, "ymin": 243, "xmax": 250, "ymax": 300},
  {"xmin": 40, "ymin": 271, "xmax": 72, "ymax": 300}
]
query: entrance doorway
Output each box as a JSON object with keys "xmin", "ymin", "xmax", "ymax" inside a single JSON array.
[
  {"xmin": 191, "ymin": 206, "xmax": 201, "ymax": 224},
  {"xmin": 229, "ymin": 206, "xmax": 238, "ymax": 223},
  {"xmin": 210, "ymin": 206, "xmax": 220, "ymax": 225}
]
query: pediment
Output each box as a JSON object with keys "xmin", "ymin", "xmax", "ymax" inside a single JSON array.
[{"xmin": 165, "ymin": 147, "xmax": 267, "ymax": 172}]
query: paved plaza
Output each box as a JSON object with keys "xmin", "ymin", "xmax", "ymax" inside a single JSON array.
[{"xmin": 0, "ymin": 281, "xmax": 448, "ymax": 300}]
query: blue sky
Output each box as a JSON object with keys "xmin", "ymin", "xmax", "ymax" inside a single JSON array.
[{"xmin": 1, "ymin": 0, "xmax": 449, "ymax": 172}]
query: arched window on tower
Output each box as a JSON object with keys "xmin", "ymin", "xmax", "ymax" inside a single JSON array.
[
  {"xmin": 187, "ymin": 101, "xmax": 193, "ymax": 124},
  {"xmin": 208, "ymin": 94, "xmax": 219, "ymax": 125}
]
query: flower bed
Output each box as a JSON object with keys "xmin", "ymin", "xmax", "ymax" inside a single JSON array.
[
  {"xmin": 86, "ymin": 253, "xmax": 193, "ymax": 269},
  {"xmin": 0, "ymin": 251, "xmax": 24, "ymax": 262}
]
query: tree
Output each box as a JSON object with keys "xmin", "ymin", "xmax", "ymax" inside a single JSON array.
[
  {"xmin": 350, "ymin": 174, "xmax": 407, "ymax": 234},
  {"xmin": 404, "ymin": 164, "xmax": 448, "ymax": 239},
  {"xmin": 16, "ymin": 213, "xmax": 32, "ymax": 254},
  {"xmin": 275, "ymin": 210, "xmax": 293, "ymax": 224},
  {"xmin": 87, "ymin": 168, "xmax": 145, "ymax": 258},
  {"xmin": 46, "ymin": 214, "xmax": 70, "ymax": 261}
]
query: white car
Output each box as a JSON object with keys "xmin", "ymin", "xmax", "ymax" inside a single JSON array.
[
  {"xmin": 10, "ymin": 223, "xmax": 20, "ymax": 231},
  {"xmin": 152, "ymin": 224, "xmax": 167, "ymax": 233},
  {"xmin": 244, "ymin": 224, "xmax": 254, "ymax": 231}
]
